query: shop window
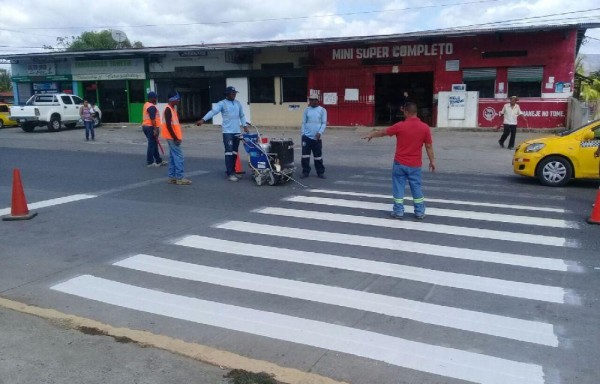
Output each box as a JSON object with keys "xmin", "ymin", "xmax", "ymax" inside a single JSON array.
[
  {"xmin": 249, "ymin": 77, "xmax": 274, "ymax": 103},
  {"xmin": 463, "ymin": 68, "xmax": 496, "ymax": 98},
  {"xmin": 128, "ymin": 80, "xmax": 145, "ymax": 103},
  {"xmin": 507, "ymin": 67, "xmax": 542, "ymax": 97},
  {"xmin": 282, "ymin": 76, "xmax": 307, "ymax": 102}
]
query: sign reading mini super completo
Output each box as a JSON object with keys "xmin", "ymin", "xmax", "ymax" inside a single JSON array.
[{"xmin": 331, "ymin": 43, "xmax": 454, "ymax": 60}]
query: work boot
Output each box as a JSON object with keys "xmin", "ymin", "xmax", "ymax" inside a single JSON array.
[
  {"xmin": 228, "ymin": 175, "xmax": 239, "ymax": 182},
  {"xmin": 158, "ymin": 160, "xmax": 168, "ymax": 166},
  {"xmin": 167, "ymin": 178, "xmax": 177, "ymax": 184},
  {"xmin": 176, "ymin": 178, "xmax": 192, "ymax": 185}
]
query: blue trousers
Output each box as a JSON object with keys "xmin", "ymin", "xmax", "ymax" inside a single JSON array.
[
  {"xmin": 167, "ymin": 139, "xmax": 184, "ymax": 179},
  {"xmin": 301, "ymin": 135, "xmax": 325, "ymax": 176},
  {"xmin": 392, "ymin": 162, "xmax": 425, "ymax": 217},
  {"xmin": 223, "ymin": 133, "xmax": 240, "ymax": 176},
  {"xmin": 142, "ymin": 126, "xmax": 163, "ymax": 165},
  {"xmin": 84, "ymin": 120, "xmax": 95, "ymax": 140}
]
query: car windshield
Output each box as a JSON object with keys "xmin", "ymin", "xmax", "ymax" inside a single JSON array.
[{"xmin": 556, "ymin": 118, "xmax": 600, "ymax": 136}]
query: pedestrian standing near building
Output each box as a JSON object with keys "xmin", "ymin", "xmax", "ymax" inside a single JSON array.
[
  {"xmin": 79, "ymin": 100, "xmax": 95, "ymax": 141},
  {"xmin": 142, "ymin": 91, "xmax": 167, "ymax": 167},
  {"xmin": 196, "ymin": 86, "xmax": 250, "ymax": 182},
  {"xmin": 162, "ymin": 92, "xmax": 191, "ymax": 185},
  {"xmin": 300, "ymin": 95, "xmax": 327, "ymax": 179},
  {"xmin": 498, "ymin": 96, "xmax": 524, "ymax": 150},
  {"xmin": 362, "ymin": 102, "xmax": 435, "ymax": 220}
]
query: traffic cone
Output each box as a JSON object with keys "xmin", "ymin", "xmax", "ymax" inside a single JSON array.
[
  {"xmin": 2, "ymin": 169, "xmax": 38, "ymax": 221},
  {"xmin": 587, "ymin": 186, "xmax": 600, "ymax": 225},
  {"xmin": 235, "ymin": 153, "xmax": 245, "ymax": 174}
]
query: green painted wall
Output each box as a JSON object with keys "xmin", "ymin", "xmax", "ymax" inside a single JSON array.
[{"xmin": 129, "ymin": 103, "xmax": 144, "ymax": 124}]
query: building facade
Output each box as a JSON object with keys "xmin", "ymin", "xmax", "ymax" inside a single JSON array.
[{"xmin": 2, "ymin": 23, "xmax": 596, "ymax": 128}]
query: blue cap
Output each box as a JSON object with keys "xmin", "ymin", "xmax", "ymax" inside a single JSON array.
[
  {"xmin": 167, "ymin": 92, "xmax": 180, "ymax": 102},
  {"xmin": 147, "ymin": 91, "xmax": 158, "ymax": 99},
  {"xmin": 224, "ymin": 86, "xmax": 239, "ymax": 95}
]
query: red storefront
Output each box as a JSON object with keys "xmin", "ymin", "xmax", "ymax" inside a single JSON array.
[{"xmin": 306, "ymin": 25, "xmax": 586, "ymax": 128}]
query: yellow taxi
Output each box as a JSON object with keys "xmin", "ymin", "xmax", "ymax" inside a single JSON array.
[
  {"xmin": 513, "ymin": 119, "xmax": 600, "ymax": 186},
  {"xmin": 0, "ymin": 103, "xmax": 19, "ymax": 128}
]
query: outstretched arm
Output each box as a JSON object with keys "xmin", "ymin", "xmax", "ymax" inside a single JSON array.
[{"xmin": 362, "ymin": 129, "xmax": 387, "ymax": 142}]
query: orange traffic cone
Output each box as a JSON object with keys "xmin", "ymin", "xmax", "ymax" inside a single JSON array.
[
  {"xmin": 235, "ymin": 153, "xmax": 245, "ymax": 174},
  {"xmin": 587, "ymin": 186, "xmax": 600, "ymax": 225},
  {"xmin": 2, "ymin": 169, "xmax": 37, "ymax": 221}
]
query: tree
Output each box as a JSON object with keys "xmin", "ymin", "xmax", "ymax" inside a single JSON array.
[
  {"xmin": 43, "ymin": 30, "xmax": 143, "ymax": 51},
  {"xmin": 0, "ymin": 69, "xmax": 11, "ymax": 93}
]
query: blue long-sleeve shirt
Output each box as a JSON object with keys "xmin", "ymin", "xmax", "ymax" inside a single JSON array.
[
  {"xmin": 202, "ymin": 99, "xmax": 247, "ymax": 134},
  {"xmin": 301, "ymin": 106, "xmax": 327, "ymax": 139}
]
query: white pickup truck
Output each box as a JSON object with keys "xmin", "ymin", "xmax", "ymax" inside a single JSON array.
[{"xmin": 10, "ymin": 93, "xmax": 102, "ymax": 133}]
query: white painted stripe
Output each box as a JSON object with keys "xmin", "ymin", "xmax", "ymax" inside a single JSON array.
[
  {"xmin": 256, "ymin": 207, "xmax": 573, "ymax": 247},
  {"xmin": 334, "ymin": 180, "xmax": 566, "ymax": 201},
  {"xmin": 0, "ymin": 194, "xmax": 97, "ymax": 216},
  {"xmin": 308, "ymin": 189, "xmax": 565, "ymax": 213},
  {"xmin": 179, "ymin": 234, "xmax": 567, "ymax": 302},
  {"xmin": 285, "ymin": 195, "xmax": 576, "ymax": 229},
  {"xmin": 116, "ymin": 254, "xmax": 558, "ymax": 346},
  {"xmin": 52, "ymin": 275, "xmax": 545, "ymax": 384}
]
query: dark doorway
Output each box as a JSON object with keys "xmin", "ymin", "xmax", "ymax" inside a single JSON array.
[
  {"xmin": 82, "ymin": 81, "xmax": 98, "ymax": 104},
  {"xmin": 374, "ymin": 72, "xmax": 434, "ymax": 126},
  {"xmin": 155, "ymin": 77, "xmax": 213, "ymax": 122},
  {"xmin": 98, "ymin": 80, "xmax": 128, "ymax": 123}
]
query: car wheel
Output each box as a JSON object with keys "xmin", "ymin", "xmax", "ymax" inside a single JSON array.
[
  {"xmin": 48, "ymin": 116, "xmax": 61, "ymax": 132},
  {"xmin": 537, "ymin": 156, "xmax": 573, "ymax": 187},
  {"xmin": 0, "ymin": 120, "xmax": 4, "ymax": 128},
  {"xmin": 21, "ymin": 123, "xmax": 35, "ymax": 132},
  {"xmin": 93, "ymin": 116, "xmax": 101, "ymax": 128}
]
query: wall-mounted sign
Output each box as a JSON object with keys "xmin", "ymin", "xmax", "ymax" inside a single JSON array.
[
  {"xmin": 72, "ymin": 58, "xmax": 144, "ymax": 75},
  {"xmin": 179, "ymin": 50, "xmax": 208, "ymax": 57},
  {"xmin": 72, "ymin": 73, "xmax": 146, "ymax": 81},
  {"xmin": 331, "ymin": 43, "xmax": 453, "ymax": 60},
  {"xmin": 323, "ymin": 92, "xmax": 338, "ymax": 105},
  {"xmin": 27, "ymin": 63, "xmax": 55, "ymax": 76},
  {"xmin": 445, "ymin": 60, "xmax": 460, "ymax": 71},
  {"xmin": 451, "ymin": 84, "xmax": 466, "ymax": 92}
]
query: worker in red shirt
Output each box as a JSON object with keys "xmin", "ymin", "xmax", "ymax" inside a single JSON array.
[{"xmin": 362, "ymin": 102, "xmax": 436, "ymax": 220}]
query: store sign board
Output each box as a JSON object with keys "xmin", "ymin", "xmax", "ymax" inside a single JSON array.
[
  {"xmin": 72, "ymin": 73, "xmax": 146, "ymax": 81},
  {"xmin": 27, "ymin": 63, "xmax": 56, "ymax": 76},
  {"xmin": 72, "ymin": 58, "xmax": 145, "ymax": 75},
  {"xmin": 331, "ymin": 43, "xmax": 454, "ymax": 61}
]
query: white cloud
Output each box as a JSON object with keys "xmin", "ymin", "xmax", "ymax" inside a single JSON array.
[{"xmin": 0, "ymin": 0, "xmax": 598, "ymax": 56}]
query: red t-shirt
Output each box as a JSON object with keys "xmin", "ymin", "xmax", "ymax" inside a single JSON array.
[{"xmin": 385, "ymin": 116, "xmax": 432, "ymax": 167}]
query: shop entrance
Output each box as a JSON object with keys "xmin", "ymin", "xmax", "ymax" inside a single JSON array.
[
  {"xmin": 98, "ymin": 80, "xmax": 129, "ymax": 123},
  {"xmin": 374, "ymin": 72, "xmax": 434, "ymax": 126}
]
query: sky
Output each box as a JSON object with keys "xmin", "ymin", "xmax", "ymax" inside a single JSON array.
[{"xmin": 1, "ymin": 0, "xmax": 599, "ymax": 66}]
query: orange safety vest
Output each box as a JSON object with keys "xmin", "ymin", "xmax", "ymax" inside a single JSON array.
[
  {"xmin": 161, "ymin": 104, "xmax": 182, "ymax": 140},
  {"xmin": 142, "ymin": 102, "xmax": 160, "ymax": 127}
]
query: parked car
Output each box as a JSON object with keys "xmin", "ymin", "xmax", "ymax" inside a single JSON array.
[
  {"xmin": 512, "ymin": 119, "xmax": 600, "ymax": 186},
  {"xmin": 9, "ymin": 94, "xmax": 101, "ymax": 132},
  {"xmin": 0, "ymin": 103, "xmax": 19, "ymax": 128}
]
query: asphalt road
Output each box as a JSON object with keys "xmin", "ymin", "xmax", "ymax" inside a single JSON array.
[{"xmin": 1, "ymin": 123, "xmax": 599, "ymax": 384}]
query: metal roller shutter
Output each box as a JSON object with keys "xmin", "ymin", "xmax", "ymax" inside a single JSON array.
[{"xmin": 507, "ymin": 67, "xmax": 543, "ymax": 81}]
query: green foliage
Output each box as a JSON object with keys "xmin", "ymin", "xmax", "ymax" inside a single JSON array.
[
  {"xmin": 0, "ymin": 69, "xmax": 12, "ymax": 92},
  {"xmin": 43, "ymin": 30, "xmax": 144, "ymax": 51}
]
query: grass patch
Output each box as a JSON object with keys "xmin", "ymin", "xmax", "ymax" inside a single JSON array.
[{"xmin": 224, "ymin": 369, "xmax": 285, "ymax": 384}]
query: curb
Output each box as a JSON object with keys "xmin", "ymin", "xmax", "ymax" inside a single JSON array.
[{"xmin": 0, "ymin": 296, "xmax": 348, "ymax": 384}]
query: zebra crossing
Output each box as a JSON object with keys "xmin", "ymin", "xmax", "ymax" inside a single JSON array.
[{"xmin": 50, "ymin": 172, "xmax": 585, "ymax": 384}]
